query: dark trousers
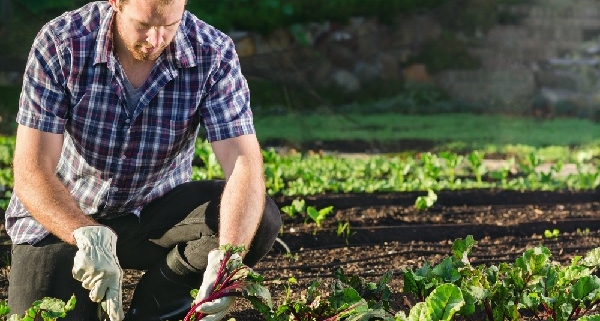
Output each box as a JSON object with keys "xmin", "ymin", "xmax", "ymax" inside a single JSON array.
[{"xmin": 8, "ymin": 180, "xmax": 282, "ymax": 320}]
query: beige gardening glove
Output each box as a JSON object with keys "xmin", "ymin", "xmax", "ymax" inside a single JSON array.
[
  {"xmin": 194, "ymin": 249, "xmax": 238, "ymax": 321},
  {"xmin": 72, "ymin": 226, "xmax": 124, "ymax": 321}
]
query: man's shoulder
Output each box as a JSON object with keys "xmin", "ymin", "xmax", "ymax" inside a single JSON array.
[
  {"xmin": 180, "ymin": 11, "xmax": 234, "ymax": 51},
  {"xmin": 41, "ymin": 1, "xmax": 108, "ymax": 43}
]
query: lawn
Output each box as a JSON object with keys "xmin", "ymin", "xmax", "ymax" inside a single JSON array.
[{"xmin": 254, "ymin": 112, "xmax": 600, "ymax": 152}]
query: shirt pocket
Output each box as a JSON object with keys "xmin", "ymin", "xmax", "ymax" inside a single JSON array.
[{"xmin": 143, "ymin": 113, "xmax": 199, "ymax": 161}]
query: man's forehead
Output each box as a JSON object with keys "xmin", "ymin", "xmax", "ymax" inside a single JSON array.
[
  {"xmin": 121, "ymin": 0, "xmax": 179, "ymax": 5},
  {"xmin": 120, "ymin": 0, "xmax": 184, "ymax": 23},
  {"xmin": 120, "ymin": 0, "xmax": 184, "ymax": 12}
]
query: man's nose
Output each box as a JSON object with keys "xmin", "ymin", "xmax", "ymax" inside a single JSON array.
[{"xmin": 147, "ymin": 26, "xmax": 164, "ymax": 48}]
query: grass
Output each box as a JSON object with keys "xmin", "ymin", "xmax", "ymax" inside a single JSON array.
[{"xmin": 254, "ymin": 112, "xmax": 600, "ymax": 151}]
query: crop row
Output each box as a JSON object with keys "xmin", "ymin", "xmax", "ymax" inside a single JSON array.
[
  {"xmin": 3, "ymin": 237, "xmax": 600, "ymax": 321},
  {"xmin": 1, "ymin": 138, "xmax": 600, "ymax": 210},
  {"xmin": 192, "ymin": 140, "xmax": 600, "ymax": 196}
]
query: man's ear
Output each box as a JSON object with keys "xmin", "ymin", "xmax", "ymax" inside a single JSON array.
[{"xmin": 108, "ymin": 0, "xmax": 119, "ymax": 11}]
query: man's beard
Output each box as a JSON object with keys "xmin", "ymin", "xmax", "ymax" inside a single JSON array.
[
  {"xmin": 115, "ymin": 14, "xmax": 168, "ymax": 62},
  {"xmin": 129, "ymin": 41, "xmax": 167, "ymax": 61}
]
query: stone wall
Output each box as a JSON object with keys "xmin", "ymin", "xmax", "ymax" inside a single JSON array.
[
  {"xmin": 447, "ymin": 0, "xmax": 600, "ymax": 115},
  {"xmin": 231, "ymin": 0, "xmax": 600, "ymax": 114},
  {"xmin": 233, "ymin": 14, "xmax": 442, "ymax": 94}
]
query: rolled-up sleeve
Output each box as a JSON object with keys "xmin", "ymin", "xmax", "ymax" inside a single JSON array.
[
  {"xmin": 17, "ymin": 26, "xmax": 69, "ymax": 134},
  {"xmin": 200, "ymin": 37, "xmax": 255, "ymax": 142}
]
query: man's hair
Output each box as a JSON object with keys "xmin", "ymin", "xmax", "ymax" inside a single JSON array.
[{"xmin": 118, "ymin": 0, "xmax": 187, "ymax": 8}]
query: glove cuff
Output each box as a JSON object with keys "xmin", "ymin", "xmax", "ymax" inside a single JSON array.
[{"xmin": 73, "ymin": 226, "xmax": 117, "ymax": 250}]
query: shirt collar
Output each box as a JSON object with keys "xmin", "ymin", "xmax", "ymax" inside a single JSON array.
[
  {"xmin": 170, "ymin": 14, "xmax": 197, "ymax": 69},
  {"xmin": 93, "ymin": 5, "xmax": 115, "ymax": 66},
  {"xmin": 94, "ymin": 7, "xmax": 197, "ymax": 69}
]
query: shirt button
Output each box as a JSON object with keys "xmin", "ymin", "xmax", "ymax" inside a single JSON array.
[
  {"xmin": 111, "ymin": 187, "xmax": 119, "ymax": 192},
  {"xmin": 125, "ymin": 119, "xmax": 131, "ymax": 124},
  {"xmin": 121, "ymin": 154, "xmax": 127, "ymax": 160}
]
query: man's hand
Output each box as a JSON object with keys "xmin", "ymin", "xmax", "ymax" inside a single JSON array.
[
  {"xmin": 194, "ymin": 249, "xmax": 237, "ymax": 321},
  {"xmin": 72, "ymin": 226, "xmax": 124, "ymax": 321}
]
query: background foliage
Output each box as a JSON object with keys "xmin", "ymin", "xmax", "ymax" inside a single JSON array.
[
  {"xmin": 0, "ymin": 0, "xmax": 533, "ymax": 134},
  {"xmin": 8, "ymin": 0, "xmax": 449, "ymax": 33},
  {"xmin": 2, "ymin": 0, "xmax": 524, "ymax": 58}
]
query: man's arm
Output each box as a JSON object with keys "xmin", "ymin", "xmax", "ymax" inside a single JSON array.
[
  {"xmin": 13, "ymin": 125, "xmax": 100, "ymax": 245},
  {"xmin": 210, "ymin": 134, "xmax": 265, "ymax": 251}
]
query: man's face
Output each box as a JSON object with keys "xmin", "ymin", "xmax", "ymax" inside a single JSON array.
[{"xmin": 111, "ymin": 0, "xmax": 186, "ymax": 61}]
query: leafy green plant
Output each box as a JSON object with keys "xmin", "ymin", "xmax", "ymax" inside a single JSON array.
[
  {"xmin": 439, "ymin": 151, "xmax": 464, "ymax": 188},
  {"xmin": 467, "ymin": 151, "xmax": 487, "ymax": 187},
  {"xmin": 396, "ymin": 283, "xmax": 465, "ymax": 321},
  {"xmin": 281, "ymin": 199, "xmax": 306, "ymax": 218},
  {"xmin": 190, "ymin": 141, "xmax": 600, "ymax": 197},
  {"xmin": 333, "ymin": 268, "xmax": 394, "ymax": 313},
  {"xmin": 306, "ymin": 205, "xmax": 334, "ymax": 232},
  {"xmin": 578, "ymin": 228, "xmax": 591, "ymax": 237},
  {"xmin": 193, "ymin": 140, "xmax": 223, "ymax": 180},
  {"xmin": 519, "ymin": 152, "xmax": 543, "ymax": 188},
  {"xmin": 0, "ymin": 295, "xmax": 76, "ymax": 321},
  {"xmin": 402, "ymin": 236, "xmax": 600, "ymax": 321},
  {"xmin": 254, "ymin": 276, "xmax": 392, "ymax": 321},
  {"xmin": 544, "ymin": 228, "xmax": 560, "ymax": 239},
  {"xmin": 262, "ymin": 148, "xmax": 288, "ymax": 195},
  {"xmin": 6, "ymin": 238, "xmax": 600, "ymax": 321},
  {"xmin": 403, "ymin": 261, "xmax": 438, "ymax": 302},
  {"xmin": 0, "ymin": 191, "xmax": 11, "ymax": 211},
  {"xmin": 336, "ymin": 221, "xmax": 352, "ymax": 244},
  {"xmin": 490, "ymin": 157, "xmax": 515, "ymax": 189},
  {"xmin": 415, "ymin": 189, "xmax": 438, "ymax": 211},
  {"xmin": 403, "ymin": 236, "xmax": 474, "ymax": 303},
  {"xmin": 0, "ymin": 136, "xmax": 15, "ymax": 166},
  {"xmin": 4, "ymin": 136, "xmax": 600, "ymax": 204},
  {"xmin": 420, "ymin": 152, "xmax": 442, "ymax": 182}
]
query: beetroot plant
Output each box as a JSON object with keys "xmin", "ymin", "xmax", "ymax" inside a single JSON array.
[
  {"xmin": 251, "ymin": 268, "xmax": 397, "ymax": 321},
  {"xmin": 183, "ymin": 244, "xmax": 272, "ymax": 321},
  {"xmin": 256, "ymin": 278, "xmax": 393, "ymax": 321},
  {"xmin": 403, "ymin": 236, "xmax": 600, "ymax": 320}
]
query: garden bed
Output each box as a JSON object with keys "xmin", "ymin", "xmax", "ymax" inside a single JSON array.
[
  {"xmin": 234, "ymin": 188, "xmax": 600, "ymax": 320},
  {"xmin": 0, "ymin": 188, "xmax": 599, "ymax": 320}
]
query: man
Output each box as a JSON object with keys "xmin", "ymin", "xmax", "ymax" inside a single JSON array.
[{"xmin": 5, "ymin": 0, "xmax": 282, "ymax": 320}]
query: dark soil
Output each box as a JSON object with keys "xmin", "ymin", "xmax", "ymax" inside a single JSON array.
[
  {"xmin": 1, "ymin": 188, "xmax": 600, "ymax": 320},
  {"xmin": 232, "ymin": 189, "xmax": 600, "ymax": 320}
]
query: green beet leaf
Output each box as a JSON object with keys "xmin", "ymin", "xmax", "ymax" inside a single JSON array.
[
  {"xmin": 571, "ymin": 276, "xmax": 600, "ymax": 302},
  {"xmin": 451, "ymin": 235, "xmax": 475, "ymax": 266},
  {"xmin": 426, "ymin": 284, "xmax": 465, "ymax": 321},
  {"xmin": 582, "ymin": 248, "xmax": 600, "ymax": 268},
  {"xmin": 432, "ymin": 257, "xmax": 460, "ymax": 283},
  {"xmin": 401, "ymin": 284, "xmax": 464, "ymax": 321},
  {"xmin": 403, "ymin": 302, "xmax": 428, "ymax": 321}
]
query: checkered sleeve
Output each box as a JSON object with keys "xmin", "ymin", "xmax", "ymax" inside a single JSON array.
[
  {"xmin": 200, "ymin": 36, "xmax": 255, "ymax": 142},
  {"xmin": 17, "ymin": 25, "xmax": 69, "ymax": 134}
]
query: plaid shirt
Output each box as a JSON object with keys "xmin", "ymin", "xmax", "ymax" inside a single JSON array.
[{"xmin": 6, "ymin": 2, "xmax": 254, "ymax": 244}]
